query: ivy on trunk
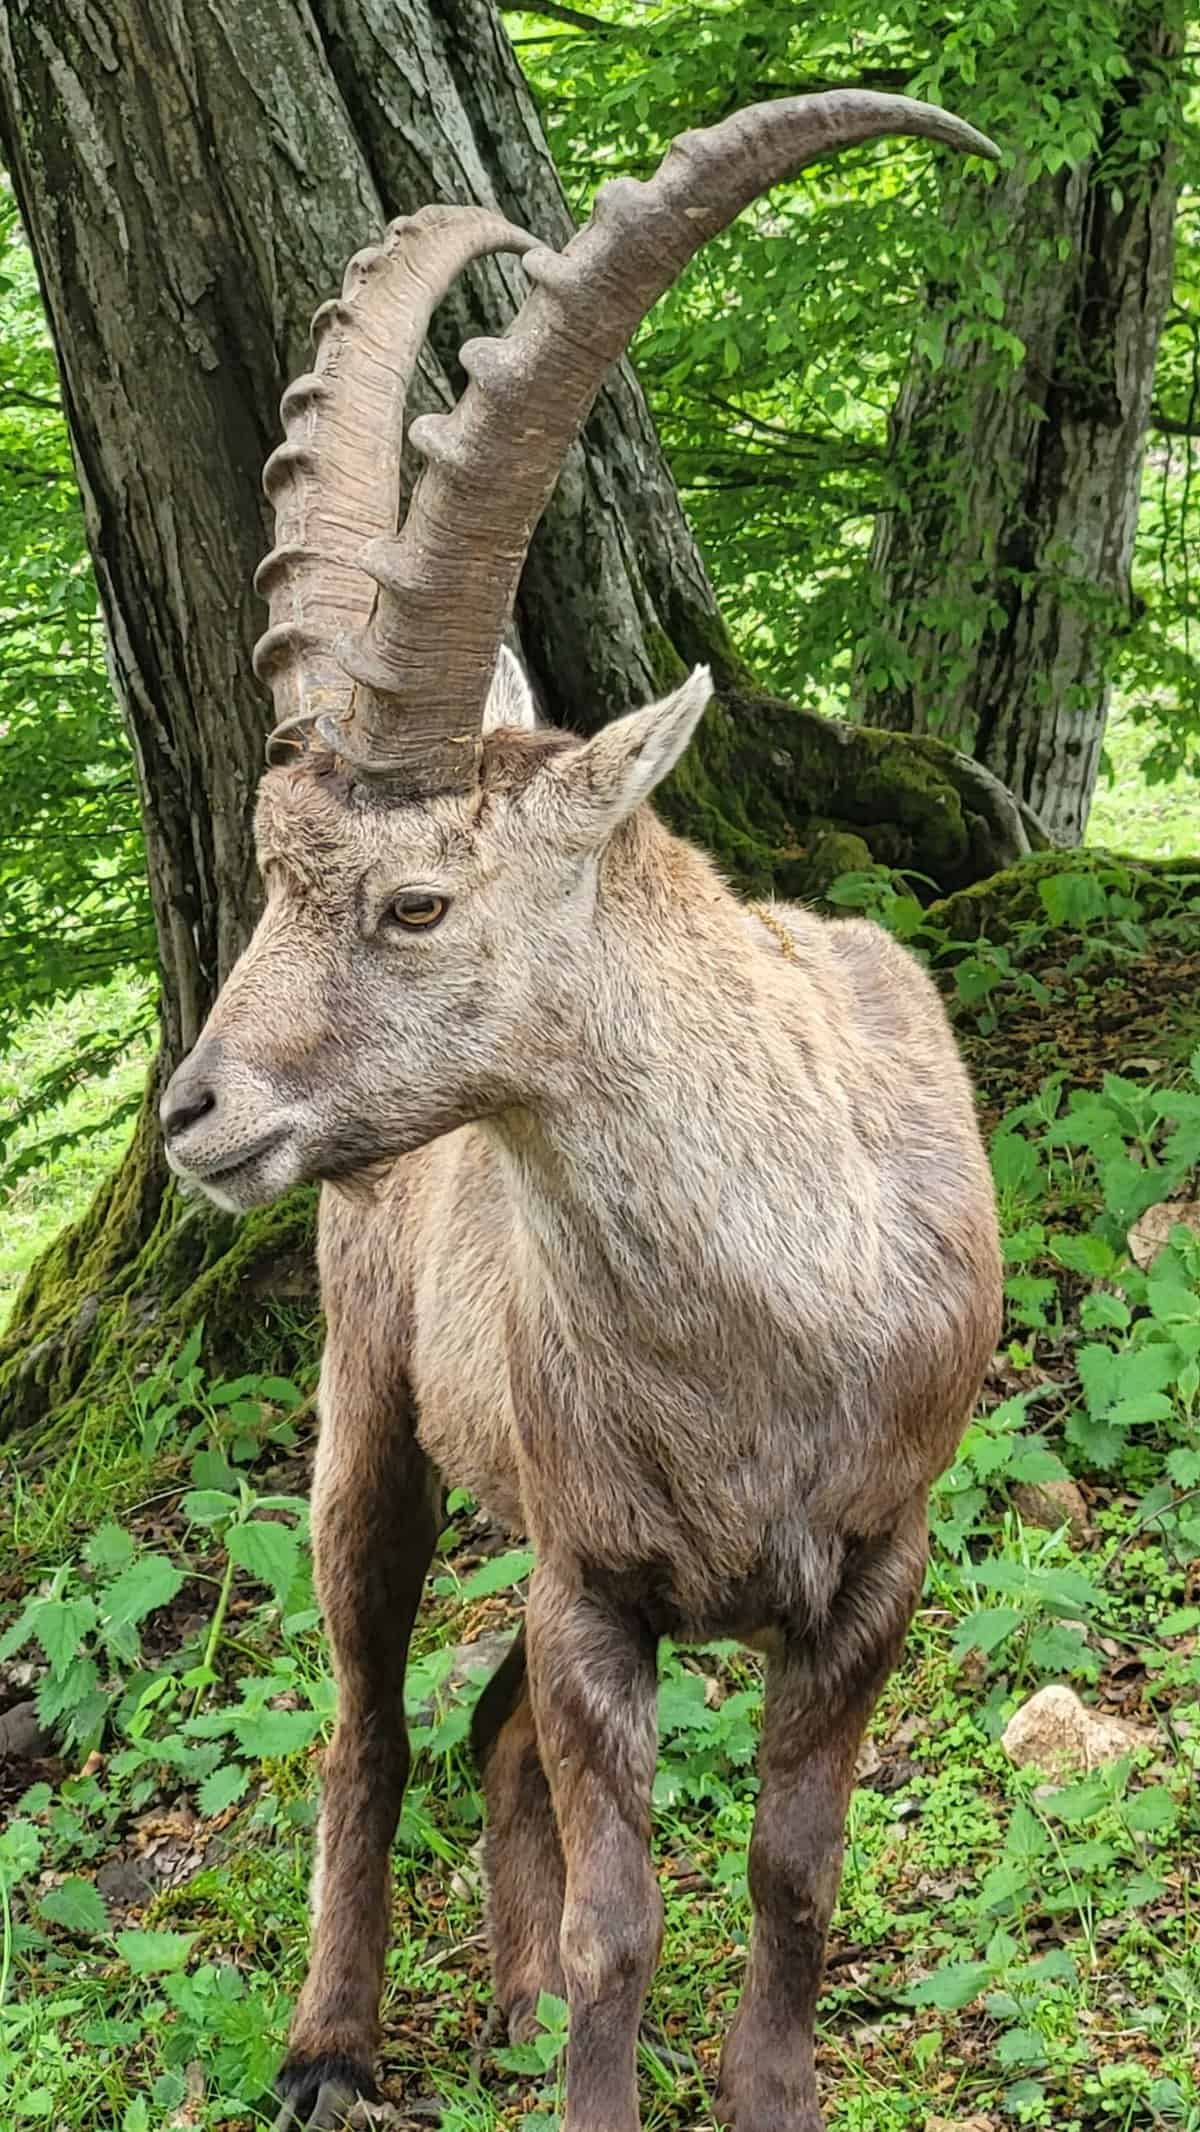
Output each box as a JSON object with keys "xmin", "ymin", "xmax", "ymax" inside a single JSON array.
[{"xmin": 855, "ymin": 5, "xmax": 1183, "ymax": 844}]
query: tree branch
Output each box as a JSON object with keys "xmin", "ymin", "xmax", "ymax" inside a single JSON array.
[
  {"xmin": 0, "ymin": 383, "xmax": 62, "ymax": 414},
  {"xmin": 1150, "ymin": 404, "xmax": 1200, "ymax": 438},
  {"xmin": 498, "ymin": 2, "xmax": 625, "ymax": 32}
]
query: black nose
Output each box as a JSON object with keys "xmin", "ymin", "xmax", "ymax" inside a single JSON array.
[
  {"xmin": 162, "ymin": 1078, "xmax": 217, "ymax": 1142},
  {"xmin": 161, "ymin": 1040, "xmax": 225, "ymax": 1143}
]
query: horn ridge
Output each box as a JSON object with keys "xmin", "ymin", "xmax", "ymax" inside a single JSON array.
[{"xmin": 336, "ymin": 92, "xmax": 999, "ymax": 754}]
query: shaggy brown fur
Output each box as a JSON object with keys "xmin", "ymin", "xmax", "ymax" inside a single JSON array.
[{"xmin": 162, "ymin": 668, "xmax": 1002, "ymax": 2132}]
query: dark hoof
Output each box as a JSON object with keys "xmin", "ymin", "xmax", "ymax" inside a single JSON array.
[{"xmin": 272, "ymin": 2053, "xmax": 378, "ymax": 2130}]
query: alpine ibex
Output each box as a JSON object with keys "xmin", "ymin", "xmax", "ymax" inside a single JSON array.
[{"xmin": 162, "ymin": 92, "xmax": 1003, "ymax": 2132}]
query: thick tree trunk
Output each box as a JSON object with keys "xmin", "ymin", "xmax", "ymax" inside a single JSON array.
[
  {"xmin": 0, "ymin": 0, "xmax": 1040, "ymax": 1436},
  {"xmin": 855, "ymin": 11, "xmax": 1180, "ymax": 844}
]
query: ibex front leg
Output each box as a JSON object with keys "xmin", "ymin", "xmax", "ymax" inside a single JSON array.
[
  {"xmin": 526, "ymin": 1567, "xmax": 661, "ymax": 2132},
  {"xmin": 274, "ymin": 1358, "xmax": 439, "ymax": 2131}
]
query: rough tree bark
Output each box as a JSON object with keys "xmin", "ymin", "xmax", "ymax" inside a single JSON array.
[
  {"xmin": 0, "ymin": 0, "xmax": 1040, "ymax": 1435},
  {"xmin": 855, "ymin": 7, "xmax": 1181, "ymax": 844}
]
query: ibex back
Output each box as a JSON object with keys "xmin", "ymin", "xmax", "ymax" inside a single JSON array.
[{"xmin": 162, "ymin": 90, "xmax": 1004, "ymax": 2132}]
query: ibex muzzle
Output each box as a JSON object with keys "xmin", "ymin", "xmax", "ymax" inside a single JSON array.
[{"xmin": 162, "ymin": 92, "xmax": 1002, "ymax": 2132}]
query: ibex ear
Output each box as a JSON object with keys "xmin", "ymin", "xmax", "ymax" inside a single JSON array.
[
  {"xmin": 482, "ymin": 645, "xmax": 537, "ymax": 734},
  {"xmin": 546, "ymin": 666, "xmax": 714, "ymax": 848}
]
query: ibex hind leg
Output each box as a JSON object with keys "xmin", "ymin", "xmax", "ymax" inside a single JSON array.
[
  {"xmin": 715, "ymin": 1504, "xmax": 929, "ymax": 2132},
  {"xmin": 273, "ymin": 1357, "xmax": 440, "ymax": 2130},
  {"xmin": 526, "ymin": 1566, "xmax": 662, "ymax": 2132},
  {"xmin": 471, "ymin": 1627, "xmax": 567, "ymax": 2040}
]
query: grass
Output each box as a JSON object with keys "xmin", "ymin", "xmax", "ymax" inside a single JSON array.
[
  {"xmin": 1087, "ymin": 695, "xmax": 1200, "ymax": 859},
  {"xmin": 2, "ymin": 828, "xmax": 1200, "ymax": 2132},
  {"xmin": 0, "ymin": 973, "xmax": 153, "ymax": 1324}
]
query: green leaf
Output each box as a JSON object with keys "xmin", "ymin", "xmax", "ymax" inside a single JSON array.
[
  {"xmin": 173, "ymin": 1324, "xmax": 204, "ymax": 1379},
  {"xmin": 1039, "ymin": 872, "xmax": 1108, "ymax": 927},
  {"xmin": 83, "ymin": 1522, "xmax": 136, "ymax": 1574},
  {"xmin": 658, "ymin": 1670, "xmax": 711, "ymax": 1734},
  {"xmin": 227, "ymin": 1518, "xmax": 301, "ymax": 1607},
  {"xmin": 182, "ymin": 1489, "xmax": 239, "ymax": 1526},
  {"xmin": 905, "ymin": 1959, "xmax": 993, "ymax": 2009},
  {"xmin": 1050, "ymin": 1233, "xmax": 1117, "ymax": 1278},
  {"xmin": 1007, "ymin": 1444, "xmax": 1072, "ymax": 1484},
  {"xmin": 1080, "ymin": 1290, "xmax": 1131, "ymax": 1332},
  {"xmin": 1123, "ymin": 1785, "xmax": 1177, "ymax": 1834},
  {"xmin": 230, "ymin": 1705, "xmax": 322, "ymax": 1760},
  {"xmin": 950, "ymin": 1606, "xmax": 1022, "ymax": 1656},
  {"xmin": 1028, "ymin": 1623, "xmax": 1096, "ymax": 1678},
  {"xmin": 977, "ymin": 1860, "xmax": 1033, "ymax": 1912},
  {"xmin": 102, "ymin": 1554, "xmax": 185, "ymax": 1634},
  {"xmin": 0, "ymin": 1598, "xmax": 38, "ymax": 1665},
  {"xmin": 189, "ymin": 1448, "xmax": 241, "ymax": 1493},
  {"xmin": 996, "ymin": 2026, "xmax": 1048, "ymax": 2069},
  {"xmin": 32, "ymin": 1594, "xmax": 97, "ymax": 1677},
  {"xmin": 38, "ymin": 1876, "xmax": 110, "ymax": 1936},
  {"xmin": 257, "ymin": 1376, "xmax": 305, "ymax": 1406},
  {"xmin": 198, "ymin": 1763, "xmax": 250, "ymax": 1816},
  {"xmin": 0, "ymin": 1819, "xmax": 42, "ymax": 1882},
  {"xmin": 116, "ymin": 1927, "xmax": 197, "ymax": 1975},
  {"xmin": 458, "ymin": 1548, "xmax": 535, "ymax": 1600}
]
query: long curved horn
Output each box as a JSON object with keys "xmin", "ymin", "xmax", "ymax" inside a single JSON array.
[
  {"xmin": 254, "ymin": 204, "xmax": 536, "ymax": 775},
  {"xmin": 317, "ymin": 92, "xmax": 998, "ymax": 782}
]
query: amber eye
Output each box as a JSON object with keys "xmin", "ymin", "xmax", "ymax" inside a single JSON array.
[{"xmin": 389, "ymin": 891, "xmax": 448, "ymax": 930}]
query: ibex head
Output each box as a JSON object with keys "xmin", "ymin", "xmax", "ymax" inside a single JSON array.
[{"xmin": 161, "ymin": 94, "xmax": 997, "ymax": 1210}]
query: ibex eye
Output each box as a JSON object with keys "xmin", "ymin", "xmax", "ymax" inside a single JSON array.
[{"xmin": 390, "ymin": 891, "xmax": 448, "ymax": 929}]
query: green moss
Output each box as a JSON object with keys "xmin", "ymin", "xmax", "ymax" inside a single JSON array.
[
  {"xmin": 928, "ymin": 848, "xmax": 1200, "ymax": 940},
  {"xmin": 657, "ymin": 681, "xmax": 1031, "ymax": 897},
  {"xmin": 833, "ymin": 731, "xmax": 971, "ymax": 874},
  {"xmin": 0, "ymin": 1072, "xmax": 317, "ymax": 1444},
  {"xmin": 776, "ymin": 823, "xmax": 875, "ymax": 901}
]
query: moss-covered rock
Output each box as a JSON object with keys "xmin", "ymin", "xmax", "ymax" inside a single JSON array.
[
  {"xmin": 927, "ymin": 848, "xmax": 1200, "ymax": 940},
  {"xmin": 660, "ymin": 684, "xmax": 1047, "ymax": 898}
]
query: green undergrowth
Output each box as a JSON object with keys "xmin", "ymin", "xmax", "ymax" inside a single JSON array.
[
  {"xmin": 1088, "ymin": 695, "xmax": 1200, "ymax": 860},
  {"xmin": 0, "ymin": 977, "xmax": 154, "ymax": 1323},
  {"xmin": 1, "ymin": 867, "xmax": 1200, "ymax": 2129}
]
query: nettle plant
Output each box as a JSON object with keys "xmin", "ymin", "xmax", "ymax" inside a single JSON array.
[
  {"xmin": 903, "ymin": 1761, "xmax": 1190, "ymax": 2119},
  {"xmin": 994, "ymin": 1060, "xmax": 1200, "ymax": 1498},
  {"xmin": 1, "ymin": 1337, "xmax": 318, "ymax": 1782},
  {"xmin": 924, "ymin": 1034, "xmax": 1200, "ymax": 1693},
  {"xmin": 826, "ymin": 860, "xmax": 1192, "ymax": 1039}
]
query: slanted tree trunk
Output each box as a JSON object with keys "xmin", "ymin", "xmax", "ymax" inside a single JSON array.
[
  {"xmin": 855, "ymin": 8, "xmax": 1181, "ymax": 844},
  {"xmin": 0, "ymin": 0, "xmax": 1039, "ymax": 1436}
]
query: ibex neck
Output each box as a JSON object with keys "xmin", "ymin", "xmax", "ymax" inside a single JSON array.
[{"xmin": 488, "ymin": 819, "xmax": 866, "ymax": 1348}]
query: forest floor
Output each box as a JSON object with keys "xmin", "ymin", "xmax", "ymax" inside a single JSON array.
[{"xmin": 1, "ymin": 821, "xmax": 1200, "ymax": 2132}]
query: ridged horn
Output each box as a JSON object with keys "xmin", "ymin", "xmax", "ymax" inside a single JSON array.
[
  {"xmin": 254, "ymin": 204, "xmax": 536, "ymax": 780},
  {"xmin": 317, "ymin": 93, "xmax": 998, "ymax": 784}
]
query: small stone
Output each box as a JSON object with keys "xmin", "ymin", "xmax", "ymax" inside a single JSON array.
[
  {"xmin": 1002, "ymin": 1685, "xmax": 1153, "ymax": 1776},
  {"xmin": 96, "ymin": 1854, "xmax": 159, "ymax": 1907},
  {"xmin": 1012, "ymin": 1478, "xmax": 1089, "ymax": 1541},
  {"xmin": 1128, "ymin": 1198, "xmax": 1200, "ymax": 1269},
  {"xmin": 854, "ymin": 1737, "xmax": 882, "ymax": 1783},
  {"xmin": 0, "ymin": 1700, "xmax": 53, "ymax": 1762}
]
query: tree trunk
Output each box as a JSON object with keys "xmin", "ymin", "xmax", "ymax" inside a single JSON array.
[
  {"xmin": 0, "ymin": 0, "xmax": 1040, "ymax": 1436},
  {"xmin": 855, "ymin": 10, "xmax": 1180, "ymax": 844}
]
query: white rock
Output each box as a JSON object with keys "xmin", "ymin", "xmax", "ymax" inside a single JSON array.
[{"xmin": 1002, "ymin": 1685, "xmax": 1152, "ymax": 1776}]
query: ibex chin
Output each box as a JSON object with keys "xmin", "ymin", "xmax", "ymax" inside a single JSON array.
[{"xmin": 162, "ymin": 90, "xmax": 1003, "ymax": 2132}]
